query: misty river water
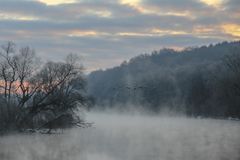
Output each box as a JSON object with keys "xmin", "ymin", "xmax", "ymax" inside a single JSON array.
[{"xmin": 0, "ymin": 112, "xmax": 240, "ymax": 160}]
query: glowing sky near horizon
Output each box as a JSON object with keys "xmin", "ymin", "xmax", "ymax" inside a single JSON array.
[
  {"xmin": 38, "ymin": 0, "xmax": 77, "ymax": 5},
  {"xmin": 0, "ymin": 0, "xmax": 239, "ymax": 72}
]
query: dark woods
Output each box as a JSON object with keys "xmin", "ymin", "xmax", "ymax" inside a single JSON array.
[
  {"xmin": 0, "ymin": 42, "xmax": 89, "ymax": 134},
  {"xmin": 88, "ymin": 41, "xmax": 240, "ymax": 119}
]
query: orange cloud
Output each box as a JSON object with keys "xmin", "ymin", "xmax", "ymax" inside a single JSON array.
[
  {"xmin": 116, "ymin": 29, "xmax": 188, "ymax": 37},
  {"xmin": 151, "ymin": 28, "xmax": 188, "ymax": 35},
  {"xmin": 117, "ymin": 32, "xmax": 153, "ymax": 37},
  {"xmin": 0, "ymin": 13, "xmax": 39, "ymax": 21},
  {"xmin": 85, "ymin": 10, "xmax": 112, "ymax": 18},
  {"xmin": 200, "ymin": 0, "xmax": 224, "ymax": 8},
  {"xmin": 193, "ymin": 26, "xmax": 217, "ymax": 34},
  {"xmin": 222, "ymin": 24, "xmax": 240, "ymax": 38},
  {"xmin": 38, "ymin": 0, "xmax": 76, "ymax": 5},
  {"xmin": 120, "ymin": 0, "xmax": 141, "ymax": 6},
  {"xmin": 66, "ymin": 30, "xmax": 110, "ymax": 37}
]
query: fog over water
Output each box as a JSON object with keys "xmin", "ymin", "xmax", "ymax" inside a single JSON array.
[{"xmin": 1, "ymin": 112, "xmax": 240, "ymax": 160}]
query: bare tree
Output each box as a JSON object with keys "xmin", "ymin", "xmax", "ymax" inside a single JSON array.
[
  {"xmin": 20, "ymin": 54, "xmax": 87, "ymax": 131},
  {"xmin": 0, "ymin": 42, "xmax": 17, "ymax": 102},
  {"xmin": 0, "ymin": 42, "xmax": 88, "ymax": 133}
]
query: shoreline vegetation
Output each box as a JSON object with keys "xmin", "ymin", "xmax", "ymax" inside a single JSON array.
[{"xmin": 0, "ymin": 42, "xmax": 89, "ymax": 134}]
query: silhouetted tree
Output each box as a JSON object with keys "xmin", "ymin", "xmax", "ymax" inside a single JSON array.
[{"xmin": 0, "ymin": 42, "xmax": 88, "ymax": 133}]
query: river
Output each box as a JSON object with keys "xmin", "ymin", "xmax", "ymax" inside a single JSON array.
[{"xmin": 0, "ymin": 112, "xmax": 240, "ymax": 160}]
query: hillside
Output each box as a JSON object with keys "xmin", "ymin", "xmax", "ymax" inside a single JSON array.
[{"xmin": 88, "ymin": 41, "xmax": 240, "ymax": 118}]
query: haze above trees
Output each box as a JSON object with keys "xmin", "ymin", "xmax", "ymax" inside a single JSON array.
[{"xmin": 88, "ymin": 41, "xmax": 240, "ymax": 119}]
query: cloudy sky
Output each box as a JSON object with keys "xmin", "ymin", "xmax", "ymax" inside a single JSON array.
[{"xmin": 0, "ymin": 0, "xmax": 239, "ymax": 72}]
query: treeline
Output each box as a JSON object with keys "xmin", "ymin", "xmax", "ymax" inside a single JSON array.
[
  {"xmin": 88, "ymin": 41, "xmax": 240, "ymax": 118},
  {"xmin": 0, "ymin": 42, "xmax": 89, "ymax": 134}
]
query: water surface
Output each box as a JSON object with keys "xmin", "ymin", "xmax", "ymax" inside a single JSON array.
[{"xmin": 0, "ymin": 112, "xmax": 240, "ymax": 160}]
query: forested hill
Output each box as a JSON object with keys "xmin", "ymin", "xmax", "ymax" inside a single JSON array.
[{"xmin": 87, "ymin": 41, "xmax": 240, "ymax": 118}]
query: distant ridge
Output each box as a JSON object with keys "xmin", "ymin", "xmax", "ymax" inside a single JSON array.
[{"xmin": 87, "ymin": 41, "xmax": 240, "ymax": 118}]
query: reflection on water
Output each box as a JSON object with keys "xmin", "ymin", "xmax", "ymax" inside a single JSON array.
[{"xmin": 0, "ymin": 112, "xmax": 240, "ymax": 160}]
